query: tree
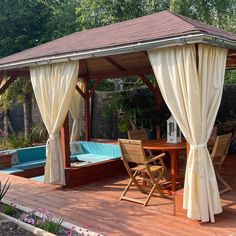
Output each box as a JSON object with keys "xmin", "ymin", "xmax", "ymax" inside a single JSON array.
[
  {"xmin": 170, "ymin": 0, "xmax": 236, "ymax": 32},
  {"xmin": 170, "ymin": 0, "xmax": 236, "ymax": 83},
  {"xmin": 12, "ymin": 78, "xmax": 33, "ymax": 140},
  {"xmin": 43, "ymin": 0, "xmax": 79, "ymax": 39},
  {"xmin": 0, "ymin": 0, "xmax": 52, "ymax": 57},
  {"xmin": 0, "ymin": 79, "xmax": 17, "ymax": 137},
  {"xmin": 76, "ymin": 0, "xmax": 170, "ymax": 29},
  {"xmin": 0, "ymin": 0, "xmax": 80, "ymax": 140},
  {"xmin": 0, "ymin": 0, "xmax": 51, "ymax": 139}
]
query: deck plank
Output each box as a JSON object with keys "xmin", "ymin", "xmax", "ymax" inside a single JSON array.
[{"xmin": 1, "ymin": 155, "xmax": 236, "ymax": 235}]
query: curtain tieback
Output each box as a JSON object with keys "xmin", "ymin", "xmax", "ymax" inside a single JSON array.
[
  {"xmin": 47, "ymin": 133, "xmax": 60, "ymax": 145},
  {"xmin": 190, "ymin": 143, "xmax": 207, "ymax": 150},
  {"xmin": 49, "ymin": 133, "xmax": 59, "ymax": 139}
]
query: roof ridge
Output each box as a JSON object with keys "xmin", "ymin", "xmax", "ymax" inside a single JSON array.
[
  {"xmin": 170, "ymin": 11, "xmax": 236, "ymax": 37},
  {"xmin": 169, "ymin": 11, "xmax": 200, "ymax": 30}
]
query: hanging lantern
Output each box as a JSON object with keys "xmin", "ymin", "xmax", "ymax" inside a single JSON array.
[{"xmin": 167, "ymin": 115, "xmax": 181, "ymax": 143}]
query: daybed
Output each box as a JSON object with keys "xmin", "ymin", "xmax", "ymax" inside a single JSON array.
[{"xmin": 0, "ymin": 141, "xmax": 123, "ymax": 185}]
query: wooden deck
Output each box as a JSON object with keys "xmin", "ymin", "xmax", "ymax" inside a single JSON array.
[{"xmin": 1, "ymin": 155, "xmax": 236, "ymax": 236}]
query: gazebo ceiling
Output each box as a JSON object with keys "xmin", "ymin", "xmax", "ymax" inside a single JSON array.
[
  {"xmin": 78, "ymin": 51, "xmax": 152, "ymax": 79},
  {"xmin": 1, "ymin": 10, "xmax": 236, "ymax": 74}
]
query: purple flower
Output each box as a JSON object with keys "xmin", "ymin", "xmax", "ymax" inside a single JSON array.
[{"xmin": 27, "ymin": 218, "xmax": 35, "ymax": 225}]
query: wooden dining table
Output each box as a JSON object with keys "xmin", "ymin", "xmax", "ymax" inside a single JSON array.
[{"xmin": 142, "ymin": 139, "xmax": 187, "ymax": 192}]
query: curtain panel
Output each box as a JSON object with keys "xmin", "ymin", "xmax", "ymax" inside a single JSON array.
[
  {"xmin": 30, "ymin": 62, "xmax": 79, "ymax": 185},
  {"xmin": 69, "ymin": 79, "xmax": 85, "ymax": 142},
  {"xmin": 148, "ymin": 44, "xmax": 227, "ymax": 222}
]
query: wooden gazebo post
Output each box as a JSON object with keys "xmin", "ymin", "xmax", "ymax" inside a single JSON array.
[
  {"xmin": 84, "ymin": 78, "xmax": 91, "ymax": 141},
  {"xmin": 61, "ymin": 114, "xmax": 70, "ymax": 168},
  {"xmin": 75, "ymin": 77, "xmax": 102, "ymax": 141}
]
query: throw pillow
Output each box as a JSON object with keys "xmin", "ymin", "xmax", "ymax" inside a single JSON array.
[
  {"xmin": 70, "ymin": 142, "xmax": 84, "ymax": 155},
  {"xmin": 11, "ymin": 151, "xmax": 20, "ymax": 166}
]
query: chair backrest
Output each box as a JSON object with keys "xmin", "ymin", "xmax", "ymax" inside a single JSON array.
[
  {"xmin": 118, "ymin": 139, "xmax": 146, "ymax": 164},
  {"xmin": 211, "ymin": 133, "xmax": 232, "ymax": 165},
  {"xmin": 128, "ymin": 128, "xmax": 148, "ymax": 140}
]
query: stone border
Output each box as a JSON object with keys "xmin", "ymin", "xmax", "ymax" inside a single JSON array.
[
  {"xmin": 2, "ymin": 199, "xmax": 101, "ymax": 236},
  {"xmin": 0, "ymin": 212, "xmax": 55, "ymax": 236}
]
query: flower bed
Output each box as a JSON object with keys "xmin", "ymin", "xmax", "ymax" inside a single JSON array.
[{"xmin": 0, "ymin": 200, "xmax": 101, "ymax": 236}]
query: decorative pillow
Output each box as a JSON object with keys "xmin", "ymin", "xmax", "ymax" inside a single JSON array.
[
  {"xmin": 11, "ymin": 151, "xmax": 20, "ymax": 166},
  {"xmin": 70, "ymin": 142, "xmax": 84, "ymax": 155},
  {"xmin": 71, "ymin": 161, "xmax": 90, "ymax": 167}
]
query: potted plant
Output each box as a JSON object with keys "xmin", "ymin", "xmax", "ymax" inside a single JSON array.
[{"xmin": 105, "ymin": 88, "xmax": 161, "ymax": 138}]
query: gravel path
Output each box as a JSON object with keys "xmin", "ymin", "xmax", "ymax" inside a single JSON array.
[{"xmin": 0, "ymin": 221, "xmax": 35, "ymax": 236}]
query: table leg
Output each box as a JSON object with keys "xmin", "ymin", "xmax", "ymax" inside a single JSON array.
[
  {"xmin": 170, "ymin": 151, "xmax": 177, "ymax": 192},
  {"xmin": 176, "ymin": 151, "xmax": 179, "ymax": 176}
]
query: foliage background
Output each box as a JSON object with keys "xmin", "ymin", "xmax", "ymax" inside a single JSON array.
[{"xmin": 0, "ymin": 0, "xmax": 236, "ymax": 146}]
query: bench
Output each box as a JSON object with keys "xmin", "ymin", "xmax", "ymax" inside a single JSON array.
[
  {"xmin": 0, "ymin": 141, "xmax": 121, "ymax": 174},
  {"xmin": 0, "ymin": 146, "xmax": 47, "ymax": 174},
  {"xmin": 71, "ymin": 141, "xmax": 121, "ymax": 163}
]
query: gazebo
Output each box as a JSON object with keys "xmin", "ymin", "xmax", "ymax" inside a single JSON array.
[{"xmin": 0, "ymin": 10, "xmax": 236, "ymax": 223}]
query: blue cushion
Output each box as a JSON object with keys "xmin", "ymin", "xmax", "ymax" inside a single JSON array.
[
  {"xmin": 70, "ymin": 156, "xmax": 78, "ymax": 162},
  {"xmin": 0, "ymin": 142, "xmax": 121, "ymax": 172},
  {"xmin": 16, "ymin": 146, "xmax": 46, "ymax": 163},
  {"xmin": 14, "ymin": 158, "xmax": 46, "ymax": 170},
  {"xmin": 79, "ymin": 142, "xmax": 121, "ymax": 158}
]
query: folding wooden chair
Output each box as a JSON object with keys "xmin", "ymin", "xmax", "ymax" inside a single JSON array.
[
  {"xmin": 128, "ymin": 128, "xmax": 148, "ymax": 140},
  {"xmin": 118, "ymin": 139, "xmax": 166, "ymax": 206},
  {"xmin": 128, "ymin": 128, "xmax": 166, "ymax": 169},
  {"xmin": 211, "ymin": 133, "xmax": 233, "ymax": 194}
]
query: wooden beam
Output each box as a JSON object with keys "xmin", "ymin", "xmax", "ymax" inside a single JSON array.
[
  {"xmin": 0, "ymin": 76, "xmax": 3, "ymax": 86},
  {"xmin": 227, "ymin": 50, "xmax": 236, "ymax": 57},
  {"xmin": 105, "ymin": 57, "xmax": 127, "ymax": 71},
  {"xmin": 79, "ymin": 67, "xmax": 154, "ymax": 80},
  {"xmin": 76, "ymin": 84, "xmax": 86, "ymax": 99},
  {"xmin": 226, "ymin": 59, "xmax": 236, "ymax": 67},
  {"xmin": 0, "ymin": 70, "xmax": 30, "ymax": 78},
  {"xmin": 61, "ymin": 114, "xmax": 70, "ymax": 168},
  {"xmin": 84, "ymin": 79, "xmax": 91, "ymax": 141},
  {"xmin": 139, "ymin": 74, "xmax": 157, "ymax": 96},
  {"xmin": 79, "ymin": 59, "xmax": 89, "ymax": 77},
  {"xmin": 139, "ymin": 74, "xmax": 162, "ymax": 112},
  {"xmin": 0, "ymin": 77, "xmax": 16, "ymax": 95},
  {"xmin": 0, "ymin": 70, "xmax": 30, "ymax": 95},
  {"xmin": 88, "ymin": 78, "xmax": 102, "ymax": 98}
]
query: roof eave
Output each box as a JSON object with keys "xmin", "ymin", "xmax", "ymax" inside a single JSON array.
[{"xmin": 0, "ymin": 33, "xmax": 236, "ymax": 71}]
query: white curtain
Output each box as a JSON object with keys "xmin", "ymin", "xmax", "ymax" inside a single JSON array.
[
  {"xmin": 69, "ymin": 79, "xmax": 85, "ymax": 142},
  {"xmin": 30, "ymin": 62, "xmax": 79, "ymax": 185},
  {"xmin": 148, "ymin": 44, "xmax": 227, "ymax": 222}
]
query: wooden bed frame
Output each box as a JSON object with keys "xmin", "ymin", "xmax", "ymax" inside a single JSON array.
[{"xmin": 11, "ymin": 158, "xmax": 125, "ymax": 188}]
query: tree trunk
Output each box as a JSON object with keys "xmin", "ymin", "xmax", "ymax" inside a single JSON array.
[
  {"xmin": 3, "ymin": 110, "xmax": 9, "ymax": 137},
  {"xmin": 24, "ymin": 93, "xmax": 32, "ymax": 141}
]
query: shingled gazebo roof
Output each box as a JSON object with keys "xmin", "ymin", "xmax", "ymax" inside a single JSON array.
[{"xmin": 0, "ymin": 10, "xmax": 236, "ymax": 73}]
